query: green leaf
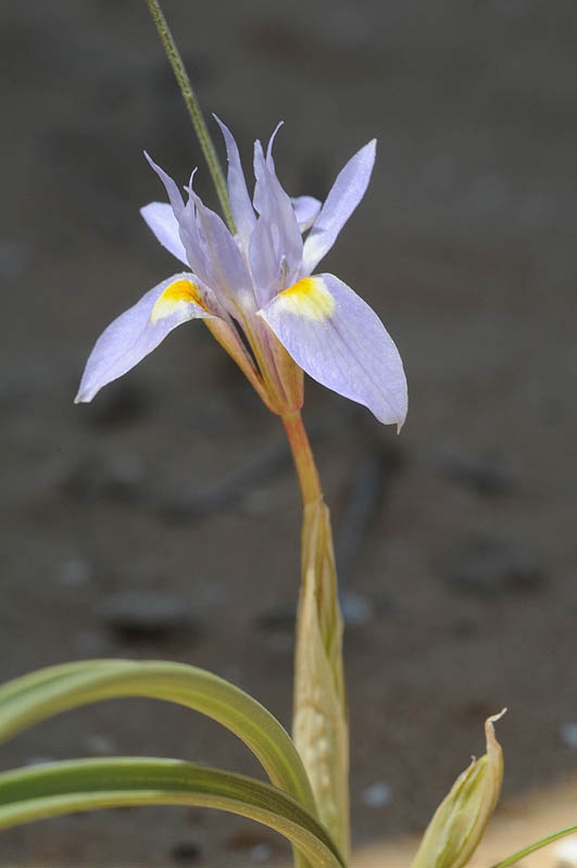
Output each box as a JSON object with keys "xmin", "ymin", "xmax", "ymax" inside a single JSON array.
[
  {"xmin": 0, "ymin": 660, "xmax": 316, "ymax": 815},
  {"xmin": 0, "ymin": 757, "xmax": 345, "ymax": 868}
]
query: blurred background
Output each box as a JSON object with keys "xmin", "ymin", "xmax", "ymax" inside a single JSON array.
[{"xmin": 1, "ymin": 0, "xmax": 576, "ymax": 864}]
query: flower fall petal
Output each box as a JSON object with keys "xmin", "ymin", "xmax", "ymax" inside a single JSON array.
[
  {"xmin": 75, "ymin": 274, "xmax": 216, "ymax": 403},
  {"xmin": 140, "ymin": 202, "xmax": 188, "ymax": 265},
  {"xmin": 259, "ymin": 273, "xmax": 407, "ymax": 427}
]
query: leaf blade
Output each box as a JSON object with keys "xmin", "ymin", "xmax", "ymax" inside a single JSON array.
[
  {"xmin": 0, "ymin": 659, "xmax": 316, "ymax": 816},
  {"xmin": 0, "ymin": 757, "xmax": 345, "ymax": 868}
]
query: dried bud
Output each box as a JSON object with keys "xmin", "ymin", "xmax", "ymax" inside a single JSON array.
[{"xmin": 411, "ymin": 710, "xmax": 506, "ymax": 868}]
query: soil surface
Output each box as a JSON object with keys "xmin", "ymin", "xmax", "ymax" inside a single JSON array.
[{"xmin": 1, "ymin": 1, "xmax": 576, "ymax": 865}]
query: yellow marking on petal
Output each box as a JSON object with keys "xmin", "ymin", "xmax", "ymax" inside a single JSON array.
[
  {"xmin": 150, "ymin": 278, "xmax": 207, "ymax": 323},
  {"xmin": 274, "ymin": 277, "xmax": 335, "ymax": 321}
]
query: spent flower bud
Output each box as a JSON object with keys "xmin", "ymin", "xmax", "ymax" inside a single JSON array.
[{"xmin": 411, "ymin": 710, "xmax": 506, "ymax": 868}]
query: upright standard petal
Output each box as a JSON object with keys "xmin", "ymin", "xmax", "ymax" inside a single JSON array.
[
  {"xmin": 214, "ymin": 116, "xmax": 256, "ymax": 244},
  {"xmin": 302, "ymin": 140, "xmax": 376, "ymax": 273},
  {"xmin": 249, "ymin": 213, "xmax": 281, "ymax": 307},
  {"xmin": 144, "ymin": 152, "xmax": 185, "ymax": 217},
  {"xmin": 251, "ymin": 140, "xmax": 303, "ymax": 295},
  {"xmin": 75, "ymin": 274, "xmax": 217, "ymax": 403},
  {"xmin": 140, "ymin": 202, "xmax": 188, "ymax": 265},
  {"xmin": 145, "ymin": 158, "xmax": 216, "ymax": 288},
  {"xmin": 144, "ymin": 155, "xmax": 216, "ymax": 287},
  {"xmin": 258, "ymin": 273, "xmax": 407, "ymax": 427},
  {"xmin": 185, "ymin": 182, "xmax": 256, "ymax": 311}
]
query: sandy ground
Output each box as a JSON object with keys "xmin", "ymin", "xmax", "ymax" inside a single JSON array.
[
  {"xmin": 358, "ymin": 775, "xmax": 577, "ymax": 868},
  {"xmin": 1, "ymin": 0, "xmax": 577, "ymax": 865}
]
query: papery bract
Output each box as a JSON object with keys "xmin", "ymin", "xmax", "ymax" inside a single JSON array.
[
  {"xmin": 76, "ymin": 119, "xmax": 407, "ymax": 426},
  {"xmin": 411, "ymin": 712, "xmax": 506, "ymax": 868}
]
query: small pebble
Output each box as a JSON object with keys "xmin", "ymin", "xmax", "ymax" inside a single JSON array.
[
  {"xmin": 0, "ymin": 238, "xmax": 28, "ymax": 278},
  {"xmin": 340, "ymin": 592, "xmax": 374, "ymax": 627},
  {"xmin": 170, "ymin": 840, "xmax": 202, "ymax": 864},
  {"xmin": 440, "ymin": 537, "xmax": 545, "ymax": 596},
  {"xmin": 250, "ymin": 843, "xmax": 272, "ymax": 863},
  {"xmin": 84, "ymin": 733, "xmax": 117, "ymax": 756},
  {"xmin": 254, "ymin": 606, "xmax": 295, "ymax": 654},
  {"xmin": 97, "ymin": 592, "xmax": 199, "ymax": 644},
  {"xmin": 74, "ymin": 628, "xmax": 113, "ymax": 656},
  {"xmin": 58, "ymin": 557, "xmax": 92, "ymax": 587},
  {"xmin": 225, "ymin": 826, "xmax": 281, "ymax": 856},
  {"xmin": 361, "ymin": 781, "xmax": 392, "ymax": 808},
  {"xmin": 560, "ymin": 723, "xmax": 577, "ymax": 749},
  {"xmin": 254, "ymin": 607, "xmax": 295, "ymax": 633},
  {"xmin": 25, "ymin": 756, "xmax": 55, "ymax": 767},
  {"xmin": 61, "ymin": 452, "xmax": 145, "ymax": 503},
  {"xmin": 555, "ymin": 835, "xmax": 577, "ymax": 867},
  {"xmin": 436, "ymin": 451, "xmax": 516, "ymax": 495}
]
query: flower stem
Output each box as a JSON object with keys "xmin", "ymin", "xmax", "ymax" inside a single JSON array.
[
  {"xmin": 144, "ymin": 0, "xmax": 236, "ymax": 233},
  {"xmin": 282, "ymin": 410, "xmax": 350, "ymax": 861},
  {"xmin": 281, "ymin": 411, "xmax": 322, "ymax": 507}
]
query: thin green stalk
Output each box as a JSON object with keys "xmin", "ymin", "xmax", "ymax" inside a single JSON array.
[
  {"xmin": 490, "ymin": 824, "xmax": 577, "ymax": 868},
  {"xmin": 144, "ymin": 0, "xmax": 235, "ymax": 232}
]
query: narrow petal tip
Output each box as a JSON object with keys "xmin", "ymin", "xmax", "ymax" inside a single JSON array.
[{"xmin": 302, "ymin": 138, "xmax": 378, "ymax": 272}]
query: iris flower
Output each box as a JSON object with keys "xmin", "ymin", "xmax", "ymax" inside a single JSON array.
[{"xmin": 75, "ymin": 119, "xmax": 407, "ymax": 427}]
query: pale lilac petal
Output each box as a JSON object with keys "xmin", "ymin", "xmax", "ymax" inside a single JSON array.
[
  {"xmin": 144, "ymin": 152, "xmax": 185, "ymax": 216},
  {"xmin": 264, "ymin": 122, "xmax": 284, "ymax": 169},
  {"xmin": 177, "ymin": 193, "xmax": 217, "ymax": 288},
  {"xmin": 185, "ymin": 182, "xmax": 255, "ymax": 310},
  {"xmin": 144, "ymin": 155, "xmax": 212, "ymax": 285},
  {"xmin": 145, "ymin": 157, "xmax": 214, "ymax": 287},
  {"xmin": 251, "ymin": 139, "xmax": 303, "ymax": 301},
  {"xmin": 214, "ymin": 116, "xmax": 256, "ymax": 243},
  {"xmin": 75, "ymin": 273, "xmax": 217, "ymax": 403},
  {"xmin": 249, "ymin": 214, "xmax": 279, "ymax": 306},
  {"xmin": 258, "ymin": 273, "xmax": 407, "ymax": 426},
  {"xmin": 140, "ymin": 202, "xmax": 188, "ymax": 265},
  {"xmin": 302, "ymin": 140, "xmax": 376, "ymax": 273},
  {"xmin": 292, "ymin": 196, "xmax": 322, "ymax": 232}
]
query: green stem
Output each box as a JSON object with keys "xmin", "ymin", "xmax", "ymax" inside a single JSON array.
[
  {"xmin": 144, "ymin": 0, "xmax": 236, "ymax": 233},
  {"xmin": 490, "ymin": 824, "xmax": 577, "ymax": 868}
]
